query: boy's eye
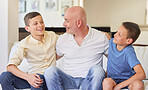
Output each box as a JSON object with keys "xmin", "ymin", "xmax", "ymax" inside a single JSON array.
[
  {"xmin": 40, "ymin": 21, "xmax": 44, "ymax": 24},
  {"xmin": 33, "ymin": 23, "xmax": 38, "ymax": 25}
]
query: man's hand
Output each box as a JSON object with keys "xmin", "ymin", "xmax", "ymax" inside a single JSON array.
[
  {"xmin": 26, "ymin": 74, "xmax": 43, "ymax": 88},
  {"xmin": 102, "ymin": 32, "xmax": 111, "ymax": 40}
]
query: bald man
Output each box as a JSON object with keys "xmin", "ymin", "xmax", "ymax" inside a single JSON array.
[{"xmin": 44, "ymin": 6, "xmax": 109, "ymax": 90}]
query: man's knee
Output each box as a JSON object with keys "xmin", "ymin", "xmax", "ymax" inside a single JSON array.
[
  {"xmin": 44, "ymin": 66, "xmax": 59, "ymax": 77},
  {"xmin": 90, "ymin": 65, "xmax": 105, "ymax": 77},
  {"xmin": 0, "ymin": 72, "xmax": 13, "ymax": 84}
]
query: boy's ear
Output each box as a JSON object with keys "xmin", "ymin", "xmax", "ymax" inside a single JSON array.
[
  {"xmin": 25, "ymin": 26, "xmax": 30, "ymax": 32},
  {"xmin": 126, "ymin": 38, "xmax": 133, "ymax": 44}
]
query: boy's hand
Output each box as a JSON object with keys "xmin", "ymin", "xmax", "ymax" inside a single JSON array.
[
  {"xmin": 113, "ymin": 85, "xmax": 121, "ymax": 90},
  {"xmin": 26, "ymin": 74, "xmax": 43, "ymax": 88}
]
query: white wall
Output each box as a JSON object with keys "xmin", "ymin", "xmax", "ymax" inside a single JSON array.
[
  {"xmin": 0, "ymin": 0, "xmax": 18, "ymax": 74},
  {"xmin": 0, "ymin": 0, "xmax": 8, "ymax": 74},
  {"xmin": 19, "ymin": 0, "xmax": 79, "ymax": 27},
  {"xmin": 110, "ymin": 0, "xmax": 146, "ymax": 32},
  {"xmin": 84, "ymin": 0, "xmax": 146, "ymax": 32},
  {"xmin": 84, "ymin": 0, "xmax": 111, "ymax": 27},
  {"xmin": 8, "ymin": 0, "xmax": 19, "ymax": 55}
]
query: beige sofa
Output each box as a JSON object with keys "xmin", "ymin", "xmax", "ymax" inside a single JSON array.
[{"xmin": 0, "ymin": 42, "xmax": 148, "ymax": 90}]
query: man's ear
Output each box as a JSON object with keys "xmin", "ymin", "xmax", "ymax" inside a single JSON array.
[
  {"xmin": 25, "ymin": 26, "xmax": 30, "ymax": 32},
  {"xmin": 76, "ymin": 20, "xmax": 82, "ymax": 28},
  {"xmin": 127, "ymin": 38, "xmax": 133, "ymax": 44}
]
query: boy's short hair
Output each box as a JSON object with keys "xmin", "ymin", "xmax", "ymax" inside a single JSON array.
[
  {"xmin": 123, "ymin": 22, "xmax": 141, "ymax": 43},
  {"xmin": 24, "ymin": 12, "xmax": 41, "ymax": 26}
]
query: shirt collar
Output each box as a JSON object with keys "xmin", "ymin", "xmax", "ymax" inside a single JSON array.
[
  {"xmin": 84, "ymin": 25, "xmax": 91, "ymax": 39},
  {"xmin": 30, "ymin": 31, "xmax": 46, "ymax": 44}
]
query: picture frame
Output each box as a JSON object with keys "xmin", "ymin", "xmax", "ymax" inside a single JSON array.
[
  {"xmin": 61, "ymin": 0, "xmax": 73, "ymax": 16},
  {"xmin": 45, "ymin": 0, "xmax": 58, "ymax": 11},
  {"xmin": 31, "ymin": 0, "xmax": 40, "ymax": 11},
  {"xmin": 19, "ymin": 1, "xmax": 26, "ymax": 13}
]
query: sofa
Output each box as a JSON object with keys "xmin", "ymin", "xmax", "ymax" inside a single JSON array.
[{"xmin": 0, "ymin": 41, "xmax": 148, "ymax": 90}]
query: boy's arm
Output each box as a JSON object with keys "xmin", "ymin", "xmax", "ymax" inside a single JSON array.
[
  {"xmin": 114, "ymin": 64, "xmax": 146, "ymax": 90},
  {"xmin": 7, "ymin": 64, "xmax": 43, "ymax": 88}
]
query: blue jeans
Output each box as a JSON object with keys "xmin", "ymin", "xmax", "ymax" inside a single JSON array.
[
  {"xmin": 44, "ymin": 64, "xmax": 105, "ymax": 90},
  {"xmin": 0, "ymin": 71, "xmax": 47, "ymax": 90}
]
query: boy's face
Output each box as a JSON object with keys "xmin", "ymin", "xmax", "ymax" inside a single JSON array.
[
  {"xmin": 113, "ymin": 25, "xmax": 130, "ymax": 46},
  {"xmin": 25, "ymin": 15, "xmax": 45, "ymax": 37}
]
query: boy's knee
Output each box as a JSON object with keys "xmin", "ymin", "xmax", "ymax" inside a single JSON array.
[
  {"xmin": 0, "ymin": 72, "xmax": 13, "ymax": 84},
  {"xmin": 132, "ymin": 81, "xmax": 144, "ymax": 89},
  {"xmin": 103, "ymin": 78, "xmax": 114, "ymax": 86}
]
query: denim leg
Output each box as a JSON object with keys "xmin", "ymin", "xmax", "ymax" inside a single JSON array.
[
  {"xmin": 0, "ymin": 71, "xmax": 30, "ymax": 90},
  {"xmin": 80, "ymin": 65, "xmax": 105, "ymax": 90},
  {"xmin": 44, "ymin": 66, "xmax": 79, "ymax": 90},
  {"xmin": 30, "ymin": 74, "xmax": 48, "ymax": 90}
]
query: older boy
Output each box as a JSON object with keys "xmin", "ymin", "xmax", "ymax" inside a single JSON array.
[
  {"xmin": 103, "ymin": 22, "xmax": 146, "ymax": 90},
  {"xmin": 0, "ymin": 12, "xmax": 58, "ymax": 90}
]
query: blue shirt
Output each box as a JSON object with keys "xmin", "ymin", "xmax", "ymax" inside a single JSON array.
[{"xmin": 107, "ymin": 38, "xmax": 140, "ymax": 79}]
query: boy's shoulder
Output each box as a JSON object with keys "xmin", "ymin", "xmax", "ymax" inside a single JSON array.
[
  {"xmin": 18, "ymin": 35, "xmax": 32, "ymax": 46},
  {"xmin": 44, "ymin": 31, "xmax": 58, "ymax": 37}
]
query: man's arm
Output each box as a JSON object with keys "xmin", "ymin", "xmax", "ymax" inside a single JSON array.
[
  {"xmin": 7, "ymin": 64, "xmax": 43, "ymax": 88},
  {"xmin": 114, "ymin": 64, "xmax": 146, "ymax": 90}
]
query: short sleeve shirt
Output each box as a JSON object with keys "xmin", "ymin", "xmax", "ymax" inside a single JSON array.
[
  {"xmin": 56, "ymin": 26, "xmax": 109, "ymax": 77},
  {"xmin": 107, "ymin": 38, "xmax": 140, "ymax": 79}
]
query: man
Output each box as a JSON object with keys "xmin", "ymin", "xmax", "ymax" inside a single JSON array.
[{"xmin": 44, "ymin": 6, "xmax": 109, "ymax": 90}]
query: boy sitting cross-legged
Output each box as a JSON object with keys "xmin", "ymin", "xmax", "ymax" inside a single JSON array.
[{"xmin": 103, "ymin": 22, "xmax": 146, "ymax": 90}]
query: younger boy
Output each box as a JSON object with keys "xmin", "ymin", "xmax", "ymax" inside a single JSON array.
[
  {"xmin": 0, "ymin": 12, "xmax": 58, "ymax": 90},
  {"xmin": 103, "ymin": 22, "xmax": 146, "ymax": 90}
]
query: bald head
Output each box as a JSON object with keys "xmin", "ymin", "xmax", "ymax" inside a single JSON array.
[{"xmin": 65, "ymin": 6, "xmax": 87, "ymax": 25}]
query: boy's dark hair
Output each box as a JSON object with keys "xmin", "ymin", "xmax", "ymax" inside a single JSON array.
[
  {"xmin": 123, "ymin": 22, "xmax": 141, "ymax": 43},
  {"xmin": 24, "ymin": 12, "xmax": 41, "ymax": 26}
]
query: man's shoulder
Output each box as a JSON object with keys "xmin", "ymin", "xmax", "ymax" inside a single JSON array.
[
  {"xmin": 91, "ymin": 27, "xmax": 106, "ymax": 37},
  {"xmin": 58, "ymin": 33, "xmax": 69, "ymax": 39}
]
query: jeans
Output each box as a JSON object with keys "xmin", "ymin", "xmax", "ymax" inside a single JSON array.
[
  {"xmin": 44, "ymin": 64, "xmax": 105, "ymax": 90},
  {"xmin": 0, "ymin": 71, "xmax": 47, "ymax": 90}
]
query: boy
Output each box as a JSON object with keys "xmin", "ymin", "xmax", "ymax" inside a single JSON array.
[
  {"xmin": 0, "ymin": 12, "xmax": 58, "ymax": 90},
  {"xmin": 103, "ymin": 22, "xmax": 146, "ymax": 90}
]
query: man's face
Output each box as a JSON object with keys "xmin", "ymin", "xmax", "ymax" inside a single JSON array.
[
  {"xmin": 25, "ymin": 15, "xmax": 45, "ymax": 37},
  {"xmin": 63, "ymin": 11, "xmax": 77, "ymax": 34}
]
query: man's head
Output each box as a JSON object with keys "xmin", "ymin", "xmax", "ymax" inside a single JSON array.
[
  {"xmin": 63, "ymin": 6, "xmax": 87, "ymax": 34},
  {"xmin": 24, "ymin": 12, "xmax": 45, "ymax": 37},
  {"xmin": 113, "ymin": 22, "xmax": 141, "ymax": 46}
]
